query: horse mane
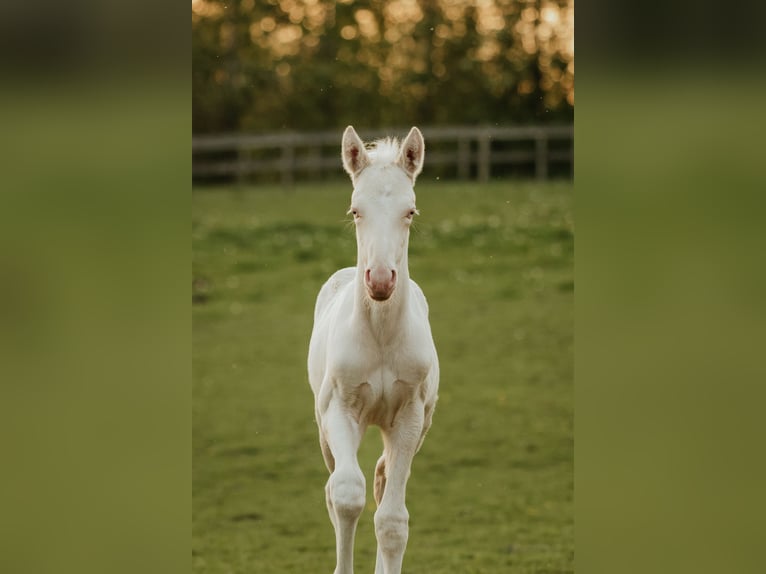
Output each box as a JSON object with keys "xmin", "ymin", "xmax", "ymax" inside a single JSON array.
[{"xmin": 366, "ymin": 138, "xmax": 401, "ymax": 166}]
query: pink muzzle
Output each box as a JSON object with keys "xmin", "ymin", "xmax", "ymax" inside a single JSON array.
[{"xmin": 365, "ymin": 267, "xmax": 397, "ymax": 301}]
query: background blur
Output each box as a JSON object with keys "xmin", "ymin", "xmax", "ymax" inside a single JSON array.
[
  {"xmin": 193, "ymin": 1, "xmax": 574, "ymax": 572},
  {"xmin": 192, "ymin": 0, "xmax": 574, "ymax": 132},
  {"xmin": 3, "ymin": 2, "xmax": 765, "ymax": 574},
  {"xmin": 192, "ymin": 0, "xmax": 574, "ymax": 184}
]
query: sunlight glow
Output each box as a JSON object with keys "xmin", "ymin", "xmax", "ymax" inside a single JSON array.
[{"xmin": 193, "ymin": 0, "xmax": 574, "ymax": 108}]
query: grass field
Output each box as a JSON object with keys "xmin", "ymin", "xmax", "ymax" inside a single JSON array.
[{"xmin": 193, "ymin": 179, "xmax": 573, "ymax": 573}]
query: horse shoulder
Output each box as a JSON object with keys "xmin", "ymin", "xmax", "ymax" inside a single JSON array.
[
  {"xmin": 402, "ymin": 279, "xmax": 439, "ymax": 388},
  {"xmin": 309, "ymin": 268, "xmax": 355, "ymax": 395},
  {"xmin": 314, "ymin": 267, "xmax": 356, "ymax": 322},
  {"xmin": 407, "ymin": 278, "xmax": 430, "ymax": 316}
]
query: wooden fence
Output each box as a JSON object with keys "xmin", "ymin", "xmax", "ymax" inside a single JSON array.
[{"xmin": 192, "ymin": 124, "xmax": 573, "ymax": 184}]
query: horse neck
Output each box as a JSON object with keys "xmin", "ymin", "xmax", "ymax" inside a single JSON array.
[{"xmin": 353, "ymin": 253, "xmax": 411, "ymax": 340}]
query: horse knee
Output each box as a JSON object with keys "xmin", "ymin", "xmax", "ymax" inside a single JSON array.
[
  {"xmin": 328, "ymin": 469, "xmax": 366, "ymax": 519},
  {"xmin": 374, "ymin": 508, "xmax": 409, "ymax": 553}
]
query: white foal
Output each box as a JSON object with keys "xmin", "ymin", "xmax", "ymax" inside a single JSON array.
[{"xmin": 308, "ymin": 126, "xmax": 439, "ymax": 574}]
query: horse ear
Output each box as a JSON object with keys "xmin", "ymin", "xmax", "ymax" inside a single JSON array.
[
  {"xmin": 398, "ymin": 127, "xmax": 425, "ymax": 182},
  {"xmin": 342, "ymin": 126, "xmax": 369, "ymax": 179}
]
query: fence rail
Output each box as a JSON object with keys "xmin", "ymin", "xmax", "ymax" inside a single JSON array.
[{"xmin": 192, "ymin": 124, "xmax": 573, "ymax": 184}]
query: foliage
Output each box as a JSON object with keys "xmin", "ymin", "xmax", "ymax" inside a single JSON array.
[
  {"xmin": 193, "ymin": 179, "xmax": 573, "ymax": 572},
  {"xmin": 192, "ymin": 1, "xmax": 574, "ymax": 133}
]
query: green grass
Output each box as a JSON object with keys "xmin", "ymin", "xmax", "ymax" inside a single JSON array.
[{"xmin": 193, "ymin": 179, "xmax": 573, "ymax": 573}]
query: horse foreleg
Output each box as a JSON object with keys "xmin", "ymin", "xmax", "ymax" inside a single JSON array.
[
  {"xmin": 374, "ymin": 402, "xmax": 425, "ymax": 574},
  {"xmin": 322, "ymin": 399, "xmax": 365, "ymax": 574}
]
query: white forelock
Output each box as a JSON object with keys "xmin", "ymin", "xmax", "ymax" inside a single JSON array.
[{"xmin": 366, "ymin": 138, "xmax": 401, "ymax": 166}]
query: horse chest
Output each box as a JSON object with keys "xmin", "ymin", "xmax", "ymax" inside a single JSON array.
[
  {"xmin": 332, "ymin": 333, "xmax": 430, "ymax": 381},
  {"xmin": 327, "ymin": 339, "xmax": 432, "ymax": 427}
]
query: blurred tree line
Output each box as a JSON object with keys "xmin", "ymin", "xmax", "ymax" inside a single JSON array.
[{"xmin": 192, "ymin": 0, "xmax": 573, "ymax": 134}]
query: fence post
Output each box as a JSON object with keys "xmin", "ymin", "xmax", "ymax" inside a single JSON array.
[
  {"xmin": 478, "ymin": 129, "xmax": 491, "ymax": 183},
  {"xmin": 280, "ymin": 138, "xmax": 294, "ymax": 187},
  {"xmin": 307, "ymin": 145, "xmax": 321, "ymax": 180},
  {"xmin": 535, "ymin": 131, "xmax": 548, "ymax": 180},
  {"xmin": 236, "ymin": 144, "xmax": 248, "ymax": 184},
  {"xmin": 457, "ymin": 137, "xmax": 470, "ymax": 180}
]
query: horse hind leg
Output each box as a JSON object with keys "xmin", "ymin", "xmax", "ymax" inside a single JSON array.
[
  {"xmin": 320, "ymin": 429, "xmax": 336, "ymax": 473},
  {"xmin": 374, "ymin": 454, "xmax": 387, "ymax": 574},
  {"xmin": 374, "ymin": 454, "xmax": 386, "ymax": 505}
]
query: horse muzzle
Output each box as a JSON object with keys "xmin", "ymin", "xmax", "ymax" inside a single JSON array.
[{"xmin": 365, "ymin": 268, "xmax": 396, "ymax": 301}]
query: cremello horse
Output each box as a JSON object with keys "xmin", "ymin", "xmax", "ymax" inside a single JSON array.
[{"xmin": 308, "ymin": 126, "xmax": 439, "ymax": 574}]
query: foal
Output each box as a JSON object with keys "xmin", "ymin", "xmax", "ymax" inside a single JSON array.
[{"xmin": 307, "ymin": 126, "xmax": 439, "ymax": 574}]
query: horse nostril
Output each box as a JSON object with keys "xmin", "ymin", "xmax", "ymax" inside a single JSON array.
[
  {"xmin": 365, "ymin": 269, "xmax": 371, "ymax": 285},
  {"xmin": 390, "ymin": 269, "xmax": 397, "ymax": 284}
]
